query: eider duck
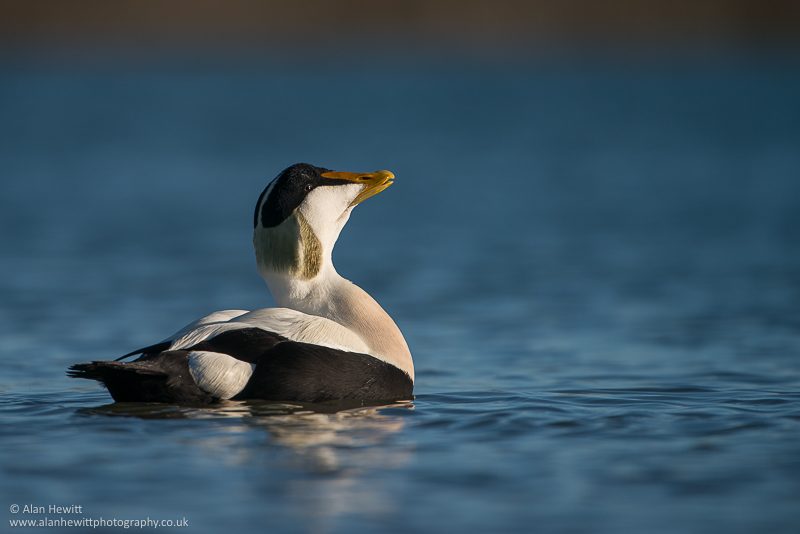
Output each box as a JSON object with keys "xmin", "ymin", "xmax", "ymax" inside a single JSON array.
[{"xmin": 68, "ymin": 163, "xmax": 414, "ymax": 405}]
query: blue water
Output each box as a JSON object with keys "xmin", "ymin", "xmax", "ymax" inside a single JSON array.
[{"xmin": 1, "ymin": 56, "xmax": 799, "ymax": 533}]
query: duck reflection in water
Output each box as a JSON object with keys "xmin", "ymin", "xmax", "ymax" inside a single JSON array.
[{"xmin": 82, "ymin": 399, "xmax": 415, "ymax": 529}]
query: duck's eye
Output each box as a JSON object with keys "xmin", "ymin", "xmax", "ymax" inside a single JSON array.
[{"xmin": 305, "ymin": 184, "xmax": 313, "ymax": 192}]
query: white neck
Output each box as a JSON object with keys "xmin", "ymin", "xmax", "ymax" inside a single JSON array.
[{"xmin": 260, "ymin": 263, "xmax": 414, "ymax": 381}]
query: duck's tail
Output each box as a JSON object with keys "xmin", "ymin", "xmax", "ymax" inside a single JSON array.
[{"xmin": 68, "ymin": 351, "xmax": 215, "ymax": 405}]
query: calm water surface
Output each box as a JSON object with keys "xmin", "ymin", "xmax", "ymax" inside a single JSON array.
[{"xmin": 1, "ymin": 57, "xmax": 799, "ymax": 533}]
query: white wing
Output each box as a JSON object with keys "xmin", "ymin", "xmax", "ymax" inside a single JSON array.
[
  {"xmin": 166, "ymin": 307, "xmax": 370, "ymax": 355},
  {"xmin": 163, "ymin": 310, "xmax": 249, "ymax": 341}
]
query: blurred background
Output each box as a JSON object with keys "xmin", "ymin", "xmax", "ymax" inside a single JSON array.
[
  {"xmin": 2, "ymin": 0, "xmax": 800, "ymax": 55},
  {"xmin": 2, "ymin": 0, "xmax": 798, "ymax": 345},
  {"xmin": 1, "ymin": 2, "xmax": 799, "ymax": 534}
]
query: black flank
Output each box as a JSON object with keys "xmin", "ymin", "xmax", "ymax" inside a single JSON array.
[{"xmin": 235, "ymin": 341, "xmax": 414, "ymax": 403}]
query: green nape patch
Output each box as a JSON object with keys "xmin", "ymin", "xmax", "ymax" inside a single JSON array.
[
  {"xmin": 297, "ymin": 212, "xmax": 322, "ymax": 279},
  {"xmin": 254, "ymin": 213, "xmax": 321, "ymax": 280}
]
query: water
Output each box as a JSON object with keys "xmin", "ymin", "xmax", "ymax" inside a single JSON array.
[{"xmin": 1, "ymin": 56, "xmax": 799, "ymax": 533}]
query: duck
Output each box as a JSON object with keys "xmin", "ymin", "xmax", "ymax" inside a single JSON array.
[{"xmin": 68, "ymin": 163, "xmax": 414, "ymax": 405}]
